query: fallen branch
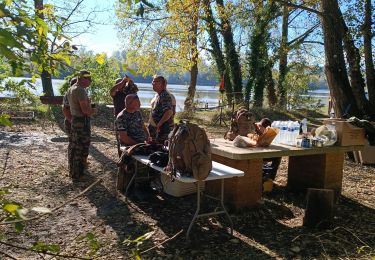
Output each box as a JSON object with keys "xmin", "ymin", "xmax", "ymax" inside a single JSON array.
[
  {"xmin": 0, "ymin": 178, "xmax": 103, "ymax": 225},
  {"xmin": 333, "ymin": 226, "xmax": 369, "ymax": 247},
  {"xmin": 140, "ymin": 229, "xmax": 183, "ymax": 254},
  {"xmin": 0, "ymin": 241, "xmax": 90, "ymax": 260},
  {"xmin": 1, "ymin": 149, "xmax": 10, "ymax": 175},
  {"xmin": 0, "ymin": 249, "xmax": 19, "ymax": 260}
]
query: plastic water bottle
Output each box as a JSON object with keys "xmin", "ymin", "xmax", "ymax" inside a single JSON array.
[
  {"xmin": 287, "ymin": 121, "xmax": 294, "ymax": 145},
  {"xmin": 292, "ymin": 121, "xmax": 300, "ymax": 145},
  {"xmin": 301, "ymin": 118, "xmax": 308, "ymax": 134},
  {"xmin": 280, "ymin": 121, "xmax": 288, "ymax": 144},
  {"xmin": 271, "ymin": 121, "xmax": 280, "ymax": 144}
]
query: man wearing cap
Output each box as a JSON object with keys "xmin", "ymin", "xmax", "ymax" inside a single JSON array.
[
  {"xmin": 116, "ymin": 94, "xmax": 149, "ymax": 145},
  {"xmin": 65, "ymin": 70, "xmax": 96, "ymax": 180},
  {"xmin": 110, "ymin": 76, "xmax": 138, "ymax": 116},
  {"xmin": 149, "ymin": 75, "xmax": 174, "ymax": 144}
]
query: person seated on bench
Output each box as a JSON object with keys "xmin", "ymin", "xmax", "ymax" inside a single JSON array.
[
  {"xmin": 115, "ymin": 94, "xmax": 150, "ymax": 146},
  {"xmin": 250, "ymin": 118, "xmax": 281, "ymax": 180}
]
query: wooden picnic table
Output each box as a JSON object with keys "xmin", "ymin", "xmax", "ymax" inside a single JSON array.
[{"xmin": 207, "ymin": 138, "xmax": 363, "ymax": 210}]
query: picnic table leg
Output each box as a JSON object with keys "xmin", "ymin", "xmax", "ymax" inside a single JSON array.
[
  {"xmin": 207, "ymin": 155, "xmax": 263, "ymax": 210},
  {"xmin": 288, "ymin": 152, "xmax": 344, "ymax": 200},
  {"xmin": 186, "ymin": 181, "xmax": 202, "ymax": 241}
]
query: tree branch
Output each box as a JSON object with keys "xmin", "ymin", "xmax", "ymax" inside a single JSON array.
[
  {"xmin": 288, "ymin": 9, "xmax": 304, "ymax": 25},
  {"xmin": 274, "ymin": 0, "xmax": 323, "ymax": 16},
  {"xmin": 0, "ymin": 178, "xmax": 103, "ymax": 225},
  {"xmin": 140, "ymin": 229, "xmax": 183, "ymax": 254},
  {"xmin": 0, "ymin": 250, "xmax": 19, "ymax": 260},
  {"xmin": 0, "ymin": 241, "xmax": 90, "ymax": 260},
  {"xmin": 50, "ymin": 0, "xmax": 85, "ymax": 54},
  {"xmin": 287, "ymin": 23, "xmax": 320, "ymax": 47},
  {"xmin": 302, "ymin": 40, "xmax": 325, "ymax": 46}
]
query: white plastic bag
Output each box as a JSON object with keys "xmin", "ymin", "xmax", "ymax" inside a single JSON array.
[
  {"xmin": 233, "ymin": 135, "xmax": 252, "ymax": 148},
  {"xmin": 315, "ymin": 124, "xmax": 337, "ymax": 146}
]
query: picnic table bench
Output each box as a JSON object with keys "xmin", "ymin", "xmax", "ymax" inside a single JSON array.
[{"xmin": 116, "ymin": 148, "xmax": 244, "ymax": 240}]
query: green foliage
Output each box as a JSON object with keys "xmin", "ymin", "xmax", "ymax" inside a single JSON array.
[
  {"xmin": 30, "ymin": 241, "xmax": 61, "ymax": 253},
  {"xmin": 116, "ymin": 0, "xmax": 204, "ymax": 77},
  {"xmin": 0, "ymin": 79, "xmax": 39, "ymax": 105},
  {"xmin": 76, "ymin": 231, "xmax": 100, "ymax": 258},
  {"xmin": 60, "ymin": 51, "xmax": 122, "ymax": 103},
  {"xmin": 123, "ymin": 231, "xmax": 154, "ymax": 259},
  {"xmin": 0, "ymin": 189, "xmax": 25, "ymax": 233},
  {"xmin": 284, "ymin": 62, "xmax": 323, "ymax": 110},
  {"xmin": 245, "ymin": 1, "xmax": 279, "ymax": 107},
  {"xmin": 0, "ymin": 1, "xmax": 73, "ymax": 76},
  {"xmin": 0, "ymin": 114, "xmax": 12, "ymax": 126}
]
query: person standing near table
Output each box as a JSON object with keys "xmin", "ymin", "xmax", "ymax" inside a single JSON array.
[
  {"xmin": 148, "ymin": 75, "xmax": 174, "ymax": 144},
  {"xmin": 65, "ymin": 70, "xmax": 96, "ymax": 180},
  {"xmin": 110, "ymin": 76, "xmax": 138, "ymax": 116}
]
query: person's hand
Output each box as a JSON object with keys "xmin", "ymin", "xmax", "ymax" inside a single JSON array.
[{"xmin": 156, "ymin": 122, "xmax": 162, "ymax": 132}]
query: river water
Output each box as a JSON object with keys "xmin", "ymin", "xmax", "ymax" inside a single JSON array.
[{"xmin": 2, "ymin": 77, "xmax": 330, "ymax": 111}]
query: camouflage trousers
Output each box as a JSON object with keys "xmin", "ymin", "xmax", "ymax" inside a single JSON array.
[
  {"xmin": 64, "ymin": 119, "xmax": 73, "ymax": 175},
  {"xmin": 148, "ymin": 123, "xmax": 173, "ymax": 145},
  {"xmin": 69, "ymin": 116, "xmax": 91, "ymax": 179}
]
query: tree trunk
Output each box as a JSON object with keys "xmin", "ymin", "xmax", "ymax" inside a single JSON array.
[
  {"xmin": 321, "ymin": 0, "xmax": 361, "ymax": 118},
  {"xmin": 303, "ymin": 188, "xmax": 334, "ymax": 229},
  {"xmin": 185, "ymin": 63, "xmax": 198, "ymax": 111},
  {"xmin": 245, "ymin": 1, "xmax": 276, "ymax": 108},
  {"xmin": 216, "ymin": 0, "xmax": 243, "ymax": 103},
  {"xmin": 202, "ymin": 0, "xmax": 233, "ymax": 104},
  {"xmin": 184, "ymin": 1, "xmax": 199, "ymax": 112},
  {"xmin": 363, "ymin": 0, "xmax": 375, "ymax": 107},
  {"xmin": 339, "ymin": 9, "xmax": 370, "ymax": 116},
  {"xmin": 34, "ymin": 0, "xmax": 54, "ymax": 96},
  {"xmin": 277, "ymin": 4, "xmax": 289, "ymax": 109},
  {"xmin": 266, "ymin": 60, "xmax": 277, "ymax": 107},
  {"xmin": 41, "ymin": 70, "xmax": 54, "ymax": 96}
]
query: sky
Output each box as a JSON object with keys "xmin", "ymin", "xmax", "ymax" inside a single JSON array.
[{"xmin": 71, "ymin": 0, "xmax": 121, "ymax": 56}]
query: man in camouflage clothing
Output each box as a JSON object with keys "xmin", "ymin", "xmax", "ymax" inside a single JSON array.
[
  {"xmin": 110, "ymin": 76, "xmax": 139, "ymax": 117},
  {"xmin": 62, "ymin": 77, "xmax": 77, "ymax": 150},
  {"xmin": 62, "ymin": 77, "xmax": 79, "ymax": 174},
  {"xmin": 116, "ymin": 94, "xmax": 149, "ymax": 145},
  {"xmin": 148, "ymin": 75, "xmax": 174, "ymax": 144},
  {"xmin": 64, "ymin": 70, "xmax": 96, "ymax": 180}
]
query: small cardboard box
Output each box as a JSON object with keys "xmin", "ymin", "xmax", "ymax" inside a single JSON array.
[
  {"xmin": 358, "ymin": 140, "xmax": 375, "ymax": 164},
  {"xmin": 323, "ymin": 119, "xmax": 365, "ymax": 146},
  {"xmin": 161, "ymin": 174, "xmax": 205, "ymax": 197}
]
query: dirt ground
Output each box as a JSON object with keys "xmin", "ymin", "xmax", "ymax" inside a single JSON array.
[{"xmin": 0, "ymin": 107, "xmax": 374, "ymax": 260}]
